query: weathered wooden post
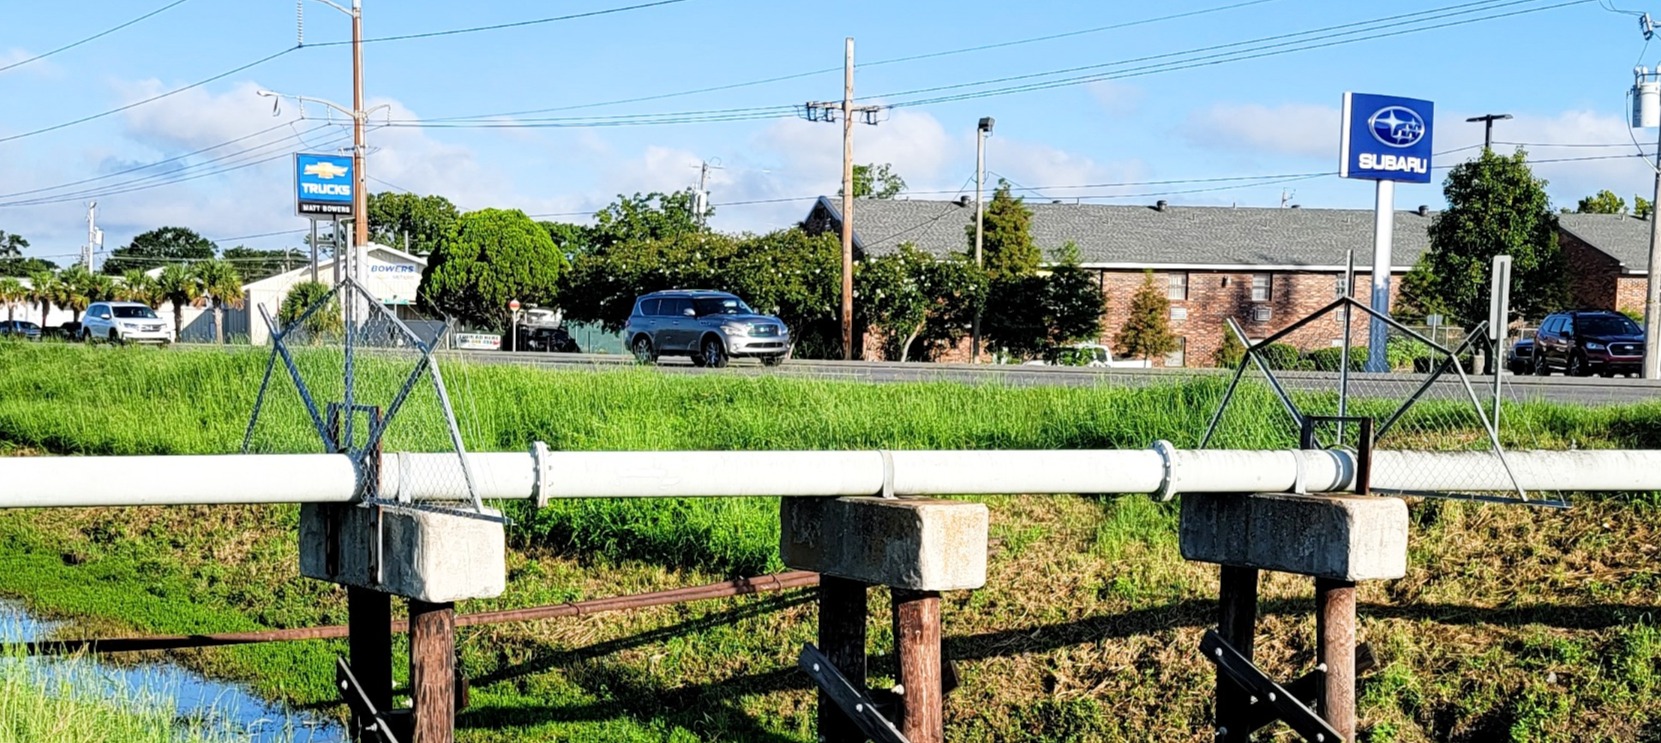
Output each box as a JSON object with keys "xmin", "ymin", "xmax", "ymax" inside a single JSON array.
[
  {"xmin": 783, "ymin": 497, "xmax": 988, "ymax": 743},
  {"xmin": 1182, "ymin": 492, "xmax": 1407, "ymax": 742}
]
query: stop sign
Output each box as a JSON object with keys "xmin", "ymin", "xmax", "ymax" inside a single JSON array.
[{"xmin": 509, "ymin": 299, "xmax": 521, "ymax": 311}]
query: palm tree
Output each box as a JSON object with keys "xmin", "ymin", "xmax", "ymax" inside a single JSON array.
[
  {"xmin": 0, "ymin": 277, "xmax": 25, "ymax": 324},
  {"xmin": 26, "ymin": 270, "xmax": 59, "ymax": 327},
  {"xmin": 118, "ymin": 269, "xmax": 163, "ymax": 307},
  {"xmin": 191, "ymin": 259, "xmax": 244, "ymax": 344},
  {"xmin": 55, "ymin": 267, "xmax": 99, "ymax": 324},
  {"xmin": 155, "ymin": 264, "xmax": 199, "ymax": 339}
]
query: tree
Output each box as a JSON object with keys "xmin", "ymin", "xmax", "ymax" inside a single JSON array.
[
  {"xmin": 192, "ymin": 259, "xmax": 244, "ymax": 343},
  {"xmin": 1115, "ymin": 271, "xmax": 1179, "ymax": 362},
  {"xmin": 979, "ymin": 245, "xmax": 1104, "ymax": 359},
  {"xmin": 420, "ymin": 208, "xmax": 567, "ymax": 331},
  {"xmin": 589, "ymin": 191, "xmax": 707, "ymax": 250},
  {"xmin": 0, "ymin": 230, "xmax": 28, "ymax": 259},
  {"xmin": 368, "ymin": 192, "xmax": 460, "ymax": 257},
  {"xmin": 278, "ymin": 281, "xmax": 344, "ymax": 341},
  {"xmin": 103, "ymin": 227, "xmax": 216, "ymax": 274},
  {"xmin": 56, "ymin": 266, "xmax": 109, "ymax": 323},
  {"xmin": 117, "ymin": 270, "xmax": 163, "ymax": 307},
  {"xmin": 155, "ymin": 264, "xmax": 201, "ymax": 338},
  {"xmin": 540, "ymin": 221, "xmax": 592, "ymax": 258},
  {"xmin": 1394, "ymin": 256, "xmax": 1445, "ymax": 323},
  {"xmin": 967, "ymin": 180, "xmax": 1040, "ymax": 280},
  {"xmin": 844, "ymin": 163, "xmax": 907, "ymax": 200},
  {"xmin": 1423, "ymin": 150, "xmax": 1568, "ymax": 366},
  {"xmin": 26, "ymin": 271, "xmax": 57, "ymax": 327},
  {"xmin": 222, "ymin": 246, "xmax": 305, "ymax": 283},
  {"xmin": 1639, "ymin": 196, "xmax": 1655, "ymax": 219},
  {"xmin": 0, "ymin": 277, "xmax": 25, "ymax": 323},
  {"xmin": 1213, "ymin": 329, "xmax": 1246, "ymax": 368},
  {"xmin": 1577, "ymin": 190, "xmax": 1628, "ymax": 214},
  {"xmin": 0, "ymin": 256, "xmax": 57, "ymax": 277},
  {"xmin": 855, "ymin": 246, "xmax": 987, "ymax": 361}
]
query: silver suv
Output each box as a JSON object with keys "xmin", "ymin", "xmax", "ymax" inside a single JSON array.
[
  {"xmin": 624, "ymin": 290, "xmax": 790, "ymax": 367},
  {"xmin": 82, "ymin": 301, "xmax": 173, "ymax": 345}
]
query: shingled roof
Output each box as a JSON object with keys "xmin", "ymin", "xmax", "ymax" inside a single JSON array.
[
  {"xmin": 1557, "ymin": 212, "xmax": 1652, "ymax": 273},
  {"xmin": 807, "ymin": 197, "xmax": 1437, "ymax": 270}
]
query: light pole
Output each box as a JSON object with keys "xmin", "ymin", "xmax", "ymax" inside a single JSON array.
[
  {"xmin": 971, "ymin": 116, "xmax": 994, "ymax": 364},
  {"xmin": 1465, "ymin": 113, "xmax": 1511, "ymax": 151}
]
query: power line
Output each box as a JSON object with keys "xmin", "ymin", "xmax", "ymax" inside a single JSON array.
[
  {"xmin": 210, "ymin": 229, "xmax": 309, "ymax": 243},
  {"xmin": 883, "ymin": 0, "xmax": 1588, "ymax": 107},
  {"xmin": 0, "ymin": 0, "xmax": 193, "ymax": 74},
  {"xmin": 310, "ymin": 0, "xmax": 692, "ymax": 46},
  {"xmin": 0, "ymin": 46, "xmax": 300, "ymax": 145},
  {"xmin": 0, "ymin": 122, "xmax": 298, "ymax": 201},
  {"xmin": 412, "ymin": 0, "xmax": 1283, "ymax": 123}
]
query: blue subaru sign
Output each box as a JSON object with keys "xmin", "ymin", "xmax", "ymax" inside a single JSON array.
[
  {"xmin": 1339, "ymin": 92, "xmax": 1435, "ymax": 184},
  {"xmin": 294, "ymin": 153, "xmax": 354, "ymax": 217}
]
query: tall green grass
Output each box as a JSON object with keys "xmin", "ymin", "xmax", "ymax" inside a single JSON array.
[
  {"xmin": 4, "ymin": 342, "xmax": 1660, "ymax": 574},
  {"xmin": 0, "ymin": 649, "xmax": 267, "ymax": 743}
]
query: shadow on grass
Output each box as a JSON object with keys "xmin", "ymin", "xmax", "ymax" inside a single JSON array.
[{"xmin": 450, "ymin": 592, "xmax": 1656, "ymax": 736}]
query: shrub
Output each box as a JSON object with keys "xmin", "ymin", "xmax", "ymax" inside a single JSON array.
[
  {"xmin": 1259, "ymin": 343, "xmax": 1302, "ymax": 370},
  {"xmin": 1305, "ymin": 346, "xmax": 1368, "ymax": 372}
]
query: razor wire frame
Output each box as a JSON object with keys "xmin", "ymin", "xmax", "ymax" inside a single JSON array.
[
  {"xmin": 243, "ymin": 276, "xmax": 489, "ymax": 518},
  {"xmin": 1199, "ymin": 294, "xmax": 1539, "ymax": 505}
]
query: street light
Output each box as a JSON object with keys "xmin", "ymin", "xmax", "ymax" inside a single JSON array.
[
  {"xmin": 971, "ymin": 116, "xmax": 994, "ymax": 364},
  {"xmin": 1464, "ymin": 113, "xmax": 1512, "ymax": 151}
]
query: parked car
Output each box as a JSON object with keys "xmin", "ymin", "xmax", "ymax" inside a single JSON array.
[
  {"xmin": 54, "ymin": 321, "xmax": 82, "ymax": 341},
  {"xmin": 80, "ymin": 301, "xmax": 174, "ymax": 345},
  {"xmin": 1532, "ymin": 310, "xmax": 1644, "ymax": 377},
  {"xmin": 1505, "ymin": 336, "xmax": 1535, "ymax": 375},
  {"xmin": 624, "ymin": 290, "xmax": 791, "ymax": 367},
  {"xmin": 1022, "ymin": 342, "xmax": 1151, "ymax": 369},
  {"xmin": 510, "ymin": 307, "xmax": 580, "ymax": 353},
  {"xmin": 0, "ymin": 320, "xmax": 41, "ymax": 341}
]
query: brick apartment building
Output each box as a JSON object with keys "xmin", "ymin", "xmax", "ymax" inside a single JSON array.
[
  {"xmin": 1556, "ymin": 212, "xmax": 1651, "ymax": 315},
  {"xmin": 804, "ymin": 197, "xmax": 1435, "ymax": 367}
]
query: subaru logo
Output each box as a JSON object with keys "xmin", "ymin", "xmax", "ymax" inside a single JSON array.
[{"xmin": 1368, "ymin": 106, "xmax": 1426, "ymax": 148}]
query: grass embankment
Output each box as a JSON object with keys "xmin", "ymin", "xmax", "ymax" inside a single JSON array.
[{"xmin": 2, "ymin": 342, "xmax": 1661, "ymax": 740}]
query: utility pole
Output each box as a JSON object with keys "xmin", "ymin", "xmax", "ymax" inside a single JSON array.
[
  {"xmin": 970, "ymin": 117, "xmax": 994, "ymax": 364},
  {"xmin": 692, "ymin": 159, "xmax": 722, "ymax": 225},
  {"xmin": 1465, "ymin": 113, "xmax": 1511, "ymax": 151},
  {"xmin": 803, "ymin": 38, "xmax": 881, "ymax": 361},
  {"xmin": 83, "ymin": 202, "xmax": 99, "ymax": 271},
  {"xmin": 1637, "ymin": 67, "xmax": 1661, "ymax": 379}
]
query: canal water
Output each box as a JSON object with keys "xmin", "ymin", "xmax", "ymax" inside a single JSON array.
[{"xmin": 0, "ymin": 600, "xmax": 344, "ymax": 742}]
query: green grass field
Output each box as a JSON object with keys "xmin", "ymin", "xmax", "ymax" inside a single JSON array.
[{"xmin": 3, "ymin": 341, "xmax": 1661, "ymax": 741}]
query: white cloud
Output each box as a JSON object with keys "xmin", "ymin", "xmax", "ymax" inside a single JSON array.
[
  {"xmin": 1433, "ymin": 108, "xmax": 1657, "ymax": 211},
  {"xmin": 0, "ymin": 48, "xmax": 59, "ymax": 78},
  {"xmin": 1088, "ymin": 81, "xmax": 1144, "ymax": 116},
  {"xmin": 1180, "ymin": 102, "xmax": 1340, "ymax": 159}
]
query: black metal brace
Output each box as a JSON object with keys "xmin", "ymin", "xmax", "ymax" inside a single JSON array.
[{"xmin": 1201, "ymin": 630, "xmax": 1344, "ymax": 743}]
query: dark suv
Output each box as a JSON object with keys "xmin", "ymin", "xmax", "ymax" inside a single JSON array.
[
  {"xmin": 1533, "ymin": 310, "xmax": 1645, "ymax": 377},
  {"xmin": 624, "ymin": 290, "xmax": 791, "ymax": 367}
]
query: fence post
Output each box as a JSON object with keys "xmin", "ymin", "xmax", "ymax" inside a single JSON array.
[
  {"xmin": 892, "ymin": 588, "xmax": 944, "ymax": 743},
  {"xmin": 1216, "ymin": 565, "xmax": 1259, "ymax": 743},
  {"xmin": 1316, "ymin": 578, "xmax": 1358, "ymax": 740},
  {"xmin": 410, "ymin": 599, "xmax": 457, "ymax": 743},
  {"xmin": 818, "ymin": 576, "xmax": 868, "ymax": 743}
]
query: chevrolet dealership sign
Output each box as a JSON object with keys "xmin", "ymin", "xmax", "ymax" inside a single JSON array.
[
  {"xmin": 1339, "ymin": 92, "xmax": 1435, "ymax": 184},
  {"xmin": 295, "ymin": 153, "xmax": 355, "ymax": 217}
]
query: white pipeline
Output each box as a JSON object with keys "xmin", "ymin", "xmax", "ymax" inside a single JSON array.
[{"xmin": 2, "ymin": 447, "xmax": 1659, "ymax": 509}]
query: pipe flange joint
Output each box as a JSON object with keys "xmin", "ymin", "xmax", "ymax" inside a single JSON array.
[
  {"xmin": 1151, "ymin": 439, "xmax": 1178, "ymax": 502},
  {"xmin": 879, "ymin": 450, "xmax": 897, "ymax": 499},
  {"xmin": 530, "ymin": 441, "xmax": 551, "ymax": 509}
]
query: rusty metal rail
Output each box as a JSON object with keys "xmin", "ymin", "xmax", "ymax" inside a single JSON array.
[{"xmin": 16, "ymin": 570, "xmax": 821, "ymax": 656}]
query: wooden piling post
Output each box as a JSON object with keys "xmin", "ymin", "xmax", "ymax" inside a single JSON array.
[
  {"xmin": 347, "ymin": 588, "xmax": 393, "ymax": 739},
  {"xmin": 1216, "ymin": 565, "xmax": 1260, "ymax": 743},
  {"xmin": 817, "ymin": 576, "xmax": 869, "ymax": 743},
  {"xmin": 892, "ymin": 588, "xmax": 943, "ymax": 743},
  {"xmin": 410, "ymin": 599, "xmax": 456, "ymax": 743},
  {"xmin": 1316, "ymin": 578, "xmax": 1357, "ymax": 741}
]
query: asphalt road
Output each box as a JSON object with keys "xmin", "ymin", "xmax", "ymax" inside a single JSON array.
[{"xmin": 438, "ymin": 349, "xmax": 1661, "ymax": 407}]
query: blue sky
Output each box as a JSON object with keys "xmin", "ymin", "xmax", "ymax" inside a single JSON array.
[{"xmin": 1, "ymin": 0, "xmax": 1655, "ymax": 263}]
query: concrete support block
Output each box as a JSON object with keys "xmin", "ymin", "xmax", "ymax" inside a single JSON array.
[
  {"xmin": 1180, "ymin": 493, "xmax": 1407, "ymax": 582},
  {"xmin": 300, "ymin": 504, "xmax": 506, "ymax": 603},
  {"xmin": 781, "ymin": 497, "xmax": 988, "ymax": 591}
]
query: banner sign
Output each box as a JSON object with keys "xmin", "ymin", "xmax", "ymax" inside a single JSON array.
[
  {"xmin": 295, "ymin": 153, "xmax": 355, "ymax": 217},
  {"xmin": 1339, "ymin": 92, "xmax": 1435, "ymax": 184}
]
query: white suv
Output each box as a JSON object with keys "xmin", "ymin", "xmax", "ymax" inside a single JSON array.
[{"xmin": 82, "ymin": 302, "xmax": 174, "ymax": 345}]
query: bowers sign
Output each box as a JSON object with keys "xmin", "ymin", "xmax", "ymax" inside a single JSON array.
[
  {"xmin": 1338, "ymin": 92, "xmax": 1434, "ymax": 184},
  {"xmin": 295, "ymin": 153, "xmax": 355, "ymax": 217}
]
